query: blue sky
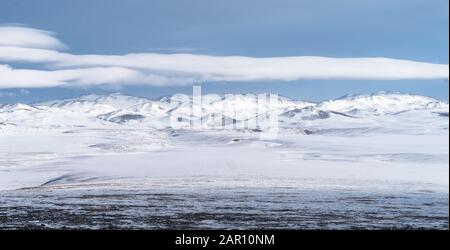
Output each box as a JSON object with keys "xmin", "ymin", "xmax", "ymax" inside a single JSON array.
[{"xmin": 0, "ymin": 0, "xmax": 448, "ymax": 103}]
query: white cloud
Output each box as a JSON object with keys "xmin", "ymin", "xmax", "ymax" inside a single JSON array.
[
  {"xmin": 0, "ymin": 26, "xmax": 66, "ymax": 50},
  {"xmin": 19, "ymin": 89, "xmax": 30, "ymax": 95},
  {"xmin": 0, "ymin": 26, "xmax": 448, "ymax": 89},
  {"xmin": 0, "ymin": 64, "xmax": 194, "ymax": 88},
  {"xmin": 0, "ymin": 88, "xmax": 30, "ymax": 97},
  {"xmin": 0, "ymin": 90, "xmax": 15, "ymax": 97}
]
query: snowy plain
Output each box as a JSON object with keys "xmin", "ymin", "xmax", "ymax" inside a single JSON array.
[{"xmin": 0, "ymin": 92, "xmax": 448, "ymax": 229}]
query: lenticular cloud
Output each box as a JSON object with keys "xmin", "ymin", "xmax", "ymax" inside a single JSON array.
[
  {"xmin": 0, "ymin": 26, "xmax": 66, "ymax": 50},
  {"xmin": 0, "ymin": 25, "xmax": 448, "ymax": 89}
]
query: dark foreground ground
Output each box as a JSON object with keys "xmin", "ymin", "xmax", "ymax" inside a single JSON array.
[{"xmin": 0, "ymin": 186, "xmax": 448, "ymax": 229}]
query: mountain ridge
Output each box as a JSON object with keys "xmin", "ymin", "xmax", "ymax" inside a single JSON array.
[{"xmin": 0, "ymin": 92, "xmax": 448, "ymax": 132}]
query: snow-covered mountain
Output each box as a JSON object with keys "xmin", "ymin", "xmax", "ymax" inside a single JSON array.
[
  {"xmin": 1, "ymin": 92, "xmax": 448, "ymax": 213},
  {"xmin": 318, "ymin": 91, "xmax": 448, "ymax": 115},
  {"xmin": 38, "ymin": 93, "xmax": 150, "ymax": 115},
  {"xmin": 0, "ymin": 92, "xmax": 448, "ymax": 133}
]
